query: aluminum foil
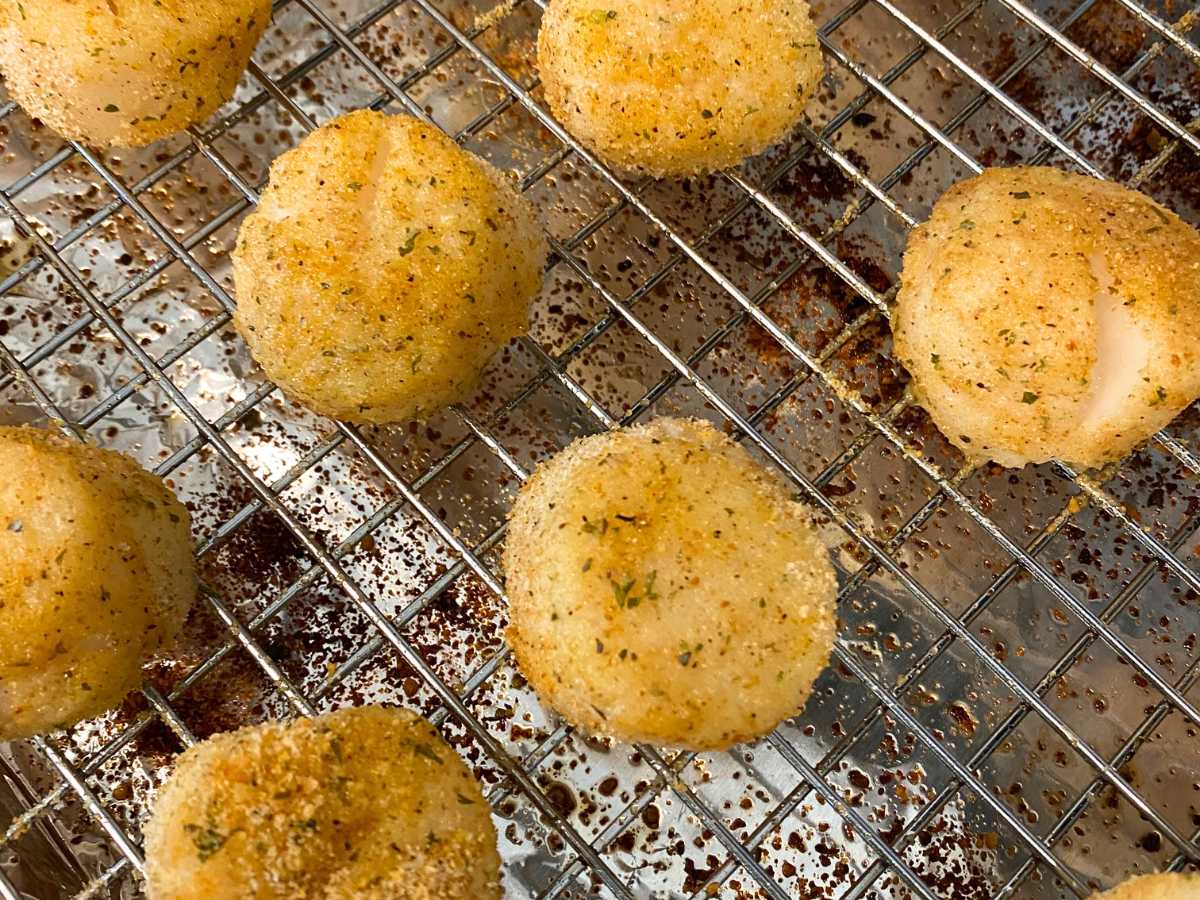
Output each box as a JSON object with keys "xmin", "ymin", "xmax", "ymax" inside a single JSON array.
[{"xmin": 1, "ymin": 0, "xmax": 1198, "ymax": 897}]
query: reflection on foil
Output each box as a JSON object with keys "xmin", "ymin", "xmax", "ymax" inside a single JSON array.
[{"xmin": 0, "ymin": 0, "xmax": 1198, "ymax": 897}]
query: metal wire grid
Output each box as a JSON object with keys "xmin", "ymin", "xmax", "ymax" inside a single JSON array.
[{"xmin": 0, "ymin": 0, "xmax": 1195, "ymax": 896}]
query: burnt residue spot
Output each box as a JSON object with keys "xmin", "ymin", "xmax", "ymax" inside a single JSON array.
[
  {"xmin": 1139, "ymin": 830, "xmax": 1163, "ymax": 853},
  {"xmin": 1065, "ymin": 2, "xmax": 1148, "ymax": 73},
  {"xmin": 743, "ymin": 236, "xmax": 893, "ymax": 378},
  {"xmin": 541, "ymin": 779, "xmax": 577, "ymax": 819},
  {"xmin": 198, "ymin": 486, "xmax": 308, "ymax": 600},
  {"xmin": 682, "ymin": 855, "xmax": 718, "ymax": 895},
  {"xmin": 1118, "ymin": 74, "xmax": 1200, "ymax": 219},
  {"xmin": 947, "ymin": 701, "xmax": 979, "ymax": 738},
  {"xmin": 641, "ymin": 803, "xmax": 660, "ymax": 830},
  {"xmin": 148, "ymin": 615, "xmax": 272, "ymax": 742},
  {"xmin": 982, "ymin": 33, "xmax": 1048, "ymax": 129}
]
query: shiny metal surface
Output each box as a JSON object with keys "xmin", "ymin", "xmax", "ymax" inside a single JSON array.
[{"xmin": 0, "ymin": 0, "xmax": 1198, "ymax": 897}]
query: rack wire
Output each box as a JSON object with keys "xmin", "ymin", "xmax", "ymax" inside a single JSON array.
[{"xmin": 0, "ymin": 0, "xmax": 1198, "ymax": 896}]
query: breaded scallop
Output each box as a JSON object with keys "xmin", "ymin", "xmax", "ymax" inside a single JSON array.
[
  {"xmin": 537, "ymin": 0, "xmax": 823, "ymax": 177},
  {"xmin": 1093, "ymin": 872, "xmax": 1200, "ymax": 899},
  {"xmin": 233, "ymin": 110, "xmax": 545, "ymax": 424},
  {"xmin": 503, "ymin": 417, "xmax": 837, "ymax": 750},
  {"xmin": 0, "ymin": 0, "xmax": 270, "ymax": 147},
  {"xmin": 893, "ymin": 166, "xmax": 1200, "ymax": 470},
  {"xmin": 0, "ymin": 427, "xmax": 194, "ymax": 740},
  {"xmin": 143, "ymin": 705, "xmax": 502, "ymax": 900}
]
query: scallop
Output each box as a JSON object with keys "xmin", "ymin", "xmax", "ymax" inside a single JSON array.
[
  {"xmin": 537, "ymin": 0, "xmax": 823, "ymax": 177},
  {"xmin": 893, "ymin": 166, "xmax": 1200, "ymax": 469},
  {"xmin": 0, "ymin": 0, "xmax": 270, "ymax": 147},
  {"xmin": 143, "ymin": 705, "xmax": 502, "ymax": 900},
  {"xmin": 0, "ymin": 427, "xmax": 195, "ymax": 740},
  {"xmin": 1093, "ymin": 872, "xmax": 1200, "ymax": 900},
  {"xmin": 233, "ymin": 109, "xmax": 546, "ymax": 424},
  {"xmin": 503, "ymin": 417, "xmax": 837, "ymax": 750}
]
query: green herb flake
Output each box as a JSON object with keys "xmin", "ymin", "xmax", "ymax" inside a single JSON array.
[
  {"xmin": 1010, "ymin": 191, "xmax": 1031, "ymax": 199},
  {"xmin": 678, "ymin": 651, "xmax": 691, "ymax": 666},
  {"xmin": 398, "ymin": 230, "xmax": 420, "ymax": 256},
  {"xmin": 103, "ymin": 104, "xmax": 119, "ymax": 113},
  {"xmin": 959, "ymin": 219, "xmax": 976, "ymax": 231},
  {"xmin": 1021, "ymin": 391, "xmax": 1039, "ymax": 404},
  {"xmin": 582, "ymin": 517, "xmax": 610, "ymax": 536},
  {"xmin": 701, "ymin": 109, "xmax": 714, "ymax": 119},
  {"xmin": 929, "ymin": 353, "xmax": 941, "ymax": 369},
  {"xmin": 610, "ymin": 577, "xmax": 636, "ymax": 608},
  {"xmin": 346, "ymin": 181, "xmax": 363, "ymax": 191},
  {"xmin": 455, "ymin": 791, "xmax": 475, "ymax": 805},
  {"xmin": 185, "ymin": 824, "xmax": 233, "ymax": 862},
  {"xmin": 582, "ymin": 557, "xmax": 593, "ymax": 572},
  {"xmin": 644, "ymin": 570, "xmax": 659, "ymax": 601}
]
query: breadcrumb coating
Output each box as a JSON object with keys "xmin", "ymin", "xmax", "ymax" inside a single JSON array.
[
  {"xmin": 0, "ymin": 427, "xmax": 195, "ymax": 740},
  {"xmin": 0, "ymin": 0, "xmax": 270, "ymax": 146},
  {"xmin": 894, "ymin": 166, "xmax": 1200, "ymax": 469},
  {"xmin": 233, "ymin": 110, "xmax": 546, "ymax": 423},
  {"xmin": 143, "ymin": 706, "xmax": 502, "ymax": 900},
  {"xmin": 537, "ymin": 0, "xmax": 823, "ymax": 177},
  {"xmin": 503, "ymin": 417, "xmax": 837, "ymax": 750},
  {"xmin": 1092, "ymin": 872, "xmax": 1200, "ymax": 900}
]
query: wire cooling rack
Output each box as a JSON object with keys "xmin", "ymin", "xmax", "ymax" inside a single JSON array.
[{"xmin": 0, "ymin": 0, "xmax": 1199, "ymax": 897}]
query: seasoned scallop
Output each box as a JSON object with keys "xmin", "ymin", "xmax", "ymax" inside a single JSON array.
[
  {"xmin": 0, "ymin": 427, "xmax": 195, "ymax": 740},
  {"xmin": 143, "ymin": 705, "xmax": 502, "ymax": 900},
  {"xmin": 503, "ymin": 417, "xmax": 837, "ymax": 750},
  {"xmin": 0, "ymin": 0, "xmax": 270, "ymax": 147},
  {"xmin": 1093, "ymin": 872, "xmax": 1200, "ymax": 899},
  {"xmin": 537, "ymin": 0, "xmax": 823, "ymax": 177},
  {"xmin": 893, "ymin": 166, "xmax": 1200, "ymax": 470},
  {"xmin": 233, "ymin": 109, "xmax": 546, "ymax": 424}
]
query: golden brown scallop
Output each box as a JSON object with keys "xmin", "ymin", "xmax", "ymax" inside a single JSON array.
[
  {"xmin": 0, "ymin": 0, "xmax": 270, "ymax": 147},
  {"xmin": 537, "ymin": 0, "xmax": 823, "ymax": 177},
  {"xmin": 503, "ymin": 417, "xmax": 837, "ymax": 750},
  {"xmin": 893, "ymin": 166, "xmax": 1200, "ymax": 469},
  {"xmin": 143, "ymin": 705, "xmax": 502, "ymax": 900},
  {"xmin": 1092, "ymin": 872, "xmax": 1200, "ymax": 900},
  {"xmin": 0, "ymin": 427, "xmax": 195, "ymax": 740},
  {"xmin": 232, "ymin": 109, "xmax": 546, "ymax": 424}
]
